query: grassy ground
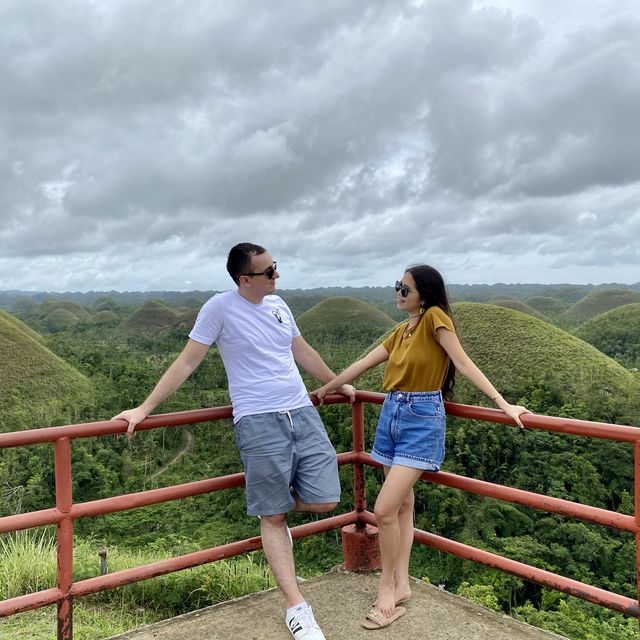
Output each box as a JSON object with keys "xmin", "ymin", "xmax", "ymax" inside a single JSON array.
[
  {"xmin": 0, "ymin": 601, "xmax": 163, "ymax": 640},
  {"xmin": 0, "ymin": 531, "xmax": 276, "ymax": 640}
]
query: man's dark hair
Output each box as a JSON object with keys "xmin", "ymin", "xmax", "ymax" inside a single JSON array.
[{"xmin": 227, "ymin": 242, "xmax": 267, "ymax": 284}]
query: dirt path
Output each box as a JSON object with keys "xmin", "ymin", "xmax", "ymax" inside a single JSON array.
[{"xmin": 149, "ymin": 428, "xmax": 193, "ymax": 480}]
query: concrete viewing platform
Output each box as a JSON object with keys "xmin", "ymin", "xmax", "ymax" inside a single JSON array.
[{"xmin": 108, "ymin": 568, "xmax": 566, "ymax": 640}]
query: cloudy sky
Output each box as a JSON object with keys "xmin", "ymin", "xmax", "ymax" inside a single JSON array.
[{"xmin": 2, "ymin": 0, "xmax": 639, "ymax": 292}]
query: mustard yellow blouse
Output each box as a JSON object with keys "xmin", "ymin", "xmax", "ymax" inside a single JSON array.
[{"xmin": 382, "ymin": 306, "xmax": 455, "ymax": 392}]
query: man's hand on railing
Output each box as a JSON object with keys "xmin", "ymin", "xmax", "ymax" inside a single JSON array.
[
  {"xmin": 311, "ymin": 384, "xmax": 332, "ymax": 405},
  {"xmin": 111, "ymin": 406, "xmax": 150, "ymax": 439}
]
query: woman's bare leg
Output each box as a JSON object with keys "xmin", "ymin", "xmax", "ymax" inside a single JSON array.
[
  {"xmin": 393, "ymin": 472, "xmax": 415, "ymax": 604},
  {"xmin": 373, "ymin": 464, "xmax": 422, "ymax": 617}
]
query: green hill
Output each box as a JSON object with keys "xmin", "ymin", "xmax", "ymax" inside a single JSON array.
[
  {"xmin": 561, "ymin": 289, "xmax": 640, "ymax": 327},
  {"xmin": 9, "ymin": 296, "xmax": 39, "ymax": 318},
  {"xmin": 488, "ymin": 299, "xmax": 550, "ymax": 323},
  {"xmin": 0, "ymin": 315, "xmax": 94, "ymax": 428},
  {"xmin": 450, "ymin": 303, "xmax": 638, "ymax": 415},
  {"xmin": 92, "ymin": 310, "xmax": 119, "ymax": 325},
  {"xmin": 43, "ymin": 308, "xmax": 80, "ymax": 331},
  {"xmin": 280, "ymin": 293, "xmax": 330, "ymax": 317},
  {"xmin": 0, "ymin": 310, "xmax": 43, "ymax": 342},
  {"xmin": 38, "ymin": 299, "xmax": 92, "ymax": 322},
  {"xmin": 92, "ymin": 296, "xmax": 124, "ymax": 313},
  {"xmin": 296, "ymin": 297, "xmax": 396, "ymax": 371},
  {"xmin": 355, "ymin": 303, "xmax": 639, "ymax": 423},
  {"xmin": 119, "ymin": 300, "xmax": 180, "ymax": 331},
  {"xmin": 174, "ymin": 308, "xmax": 199, "ymax": 329},
  {"xmin": 524, "ymin": 296, "xmax": 568, "ymax": 319},
  {"xmin": 297, "ymin": 296, "xmax": 396, "ymax": 334},
  {"xmin": 542, "ymin": 286, "xmax": 594, "ymax": 305},
  {"xmin": 574, "ymin": 303, "xmax": 640, "ymax": 367}
]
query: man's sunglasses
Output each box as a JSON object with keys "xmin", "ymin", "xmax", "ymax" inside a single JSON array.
[
  {"xmin": 243, "ymin": 261, "xmax": 277, "ymax": 279},
  {"xmin": 395, "ymin": 280, "xmax": 412, "ymax": 298}
]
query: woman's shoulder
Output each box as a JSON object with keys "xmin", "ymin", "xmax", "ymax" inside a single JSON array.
[
  {"xmin": 424, "ymin": 305, "xmax": 449, "ymax": 318},
  {"xmin": 423, "ymin": 306, "xmax": 454, "ymax": 330}
]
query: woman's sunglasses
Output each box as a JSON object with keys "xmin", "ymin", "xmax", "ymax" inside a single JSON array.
[
  {"xmin": 395, "ymin": 281, "xmax": 412, "ymax": 298},
  {"xmin": 243, "ymin": 261, "xmax": 277, "ymax": 279}
]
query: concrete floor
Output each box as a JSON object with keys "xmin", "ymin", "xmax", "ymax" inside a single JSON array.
[{"xmin": 107, "ymin": 568, "xmax": 567, "ymax": 640}]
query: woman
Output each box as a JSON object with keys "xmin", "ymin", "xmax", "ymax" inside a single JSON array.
[{"xmin": 313, "ymin": 265, "xmax": 529, "ymax": 630}]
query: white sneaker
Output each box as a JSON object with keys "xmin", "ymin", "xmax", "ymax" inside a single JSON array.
[{"xmin": 286, "ymin": 604, "xmax": 326, "ymax": 640}]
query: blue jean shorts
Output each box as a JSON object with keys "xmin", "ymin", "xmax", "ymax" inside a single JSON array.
[
  {"xmin": 235, "ymin": 406, "xmax": 341, "ymax": 516},
  {"xmin": 371, "ymin": 390, "xmax": 446, "ymax": 471}
]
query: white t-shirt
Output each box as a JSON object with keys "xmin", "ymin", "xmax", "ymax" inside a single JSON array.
[{"xmin": 189, "ymin": 290, "xmax": 312, "ymax": 422}]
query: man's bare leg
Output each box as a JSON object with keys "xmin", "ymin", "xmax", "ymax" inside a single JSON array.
[
  {"xmin": 260, "ymin": 513, "xmax": 304, "ymax": 607},
  {"xmin": 292, "ymin": 495, "xmax": 338, "ymax": 513}
]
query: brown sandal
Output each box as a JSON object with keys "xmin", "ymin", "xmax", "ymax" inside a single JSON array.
[{"xmin": 361, "ymin": 605, "xmax": 407, "ymax": 630}]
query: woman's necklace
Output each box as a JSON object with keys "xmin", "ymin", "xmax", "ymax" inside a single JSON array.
[{"xmin": 405, "ymin": 314, "xmax": 421, "ymax": 337}]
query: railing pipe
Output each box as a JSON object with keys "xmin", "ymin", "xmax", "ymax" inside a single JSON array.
[
  {"xmin": 0, "ymin": 457, "xmax": 358, "ymax": 535},
  {"xmin": 0, "ymin": 511, "xmax": 358, "ymax": 617},
  {"xmin": 1, "ymin": 396, "xmax": 638, "ymax": 447},
  {"xmin": 0, "ymin": 508, "xmax": 62, "ymax": 534},
  {"xmin": 446, "ymin": 402, "xmax": 640, "ymax": 443},
  {"xmin": 0, "ymin": 588, "xmax": 64, "ymax": 618},
  {"xmin": 360, "ymin": 453, "xmax": 637, "ymax": 533},
  {"xmin": 54, "ymin": 438, "xmax": 73, "ymax": 640},
  {"xmin": 359, "ymin": 510, "xmax": 639, "ymax": 617},
  {"xmin": 0, "ymin": 407, "xmax": 234, "ymax": 448},
  {"xmin": 73, "ymin": 511, "xmax": 357, "ymax": 598},
  {"xmin": 1, "ymin": 392, "xmax": 639, "ymax": 637}
]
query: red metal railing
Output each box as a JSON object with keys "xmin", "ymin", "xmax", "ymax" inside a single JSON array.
[{"xmin": 1, "ymin": 391, "xmax": 639, "ymax": 639}]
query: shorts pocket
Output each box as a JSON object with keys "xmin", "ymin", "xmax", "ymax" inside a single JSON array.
[
  {"xmin": 408, "ymin": 400, "xmax": 440, "ymax": 419},
  {"xmin": 234, "ymin": 419, "xmax": 247, "ymax": 450}
]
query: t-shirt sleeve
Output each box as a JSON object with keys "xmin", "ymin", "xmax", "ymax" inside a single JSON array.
[
  {"xmin": 382, "ymin": 324, "xmax": 402, "ymax": 353},
  {"xmin": 188, "ymin": 295, "xmax": 224, "ymax": 346},
  {"xmin": 427, "ymin": 306, "xmax": 455, "ymax": 337}
]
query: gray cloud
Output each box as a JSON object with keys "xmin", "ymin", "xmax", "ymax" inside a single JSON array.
[{"xmin": 0, "ymin": 0, "xmax": 638, "ymax": 291}]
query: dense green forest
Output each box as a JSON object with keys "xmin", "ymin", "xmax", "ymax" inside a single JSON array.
[{"xmin": 1, "ymin": 284, "xmax": 640, "ymax": 640}]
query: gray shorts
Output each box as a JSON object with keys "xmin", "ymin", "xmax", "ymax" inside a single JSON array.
[{"xmin": 234, "ymin": 406, "xmax": 341, "ymax": 516}]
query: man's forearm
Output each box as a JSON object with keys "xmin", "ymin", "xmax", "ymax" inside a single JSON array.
[
  {"xmin": 139, "ymin": 339, "xmax": 209, "ymax": 413},
  {"xmin": 139, "ymin": 359, "xmax": 195, "ymax": 413},
  {"xmin": 292, "ymin": 336, "xmax": 346, "ymax": 384},
  {"xmin": 300, "ymin": 351, "xmax": 336, "ymax": 384}
]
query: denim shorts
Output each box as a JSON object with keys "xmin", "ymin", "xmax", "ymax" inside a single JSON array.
[
  {"xmin": 234, "ymin": 406, "xmax": 341, "ymax": 516},
  {"xmin": 371, "ymin": 390, "xmax": 446, "ymax": 471}
]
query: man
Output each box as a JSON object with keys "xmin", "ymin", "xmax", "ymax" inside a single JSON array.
[{"xmin": 112, "ymin": 242, "xmax": 354, "ymax": 640}]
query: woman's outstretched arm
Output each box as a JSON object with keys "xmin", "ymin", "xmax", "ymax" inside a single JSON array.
[
  {"xmin": 436, "ymin": 327, "xmax": 530, "ymax": 428},
  {"xmin": 312, "ymin": 344, "xmax": 389, "ymax": 403}
]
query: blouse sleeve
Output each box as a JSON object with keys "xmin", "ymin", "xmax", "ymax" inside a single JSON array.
[{"xmin": 427, "ymin": 306, "xmax": 455, "ymax": 337}]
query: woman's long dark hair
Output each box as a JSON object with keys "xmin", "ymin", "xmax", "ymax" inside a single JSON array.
[{"xmin": 406, "ymin": 264, "xmax": 456, "ymax": 401}]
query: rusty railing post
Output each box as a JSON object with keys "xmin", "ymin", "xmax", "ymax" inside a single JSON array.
[
  {"xmin": 635, "ymin": 441, "xmax": 640, "ymax": 616},
  {"xmin": 352, "ymin": 400, "xmax": 366, "ymax": 520},
  {"xmin": 54, "ymin": 437, "xmax": 74, "ymax": 640},
  {"xmin": 341, "ymin": 398, "xmax": 381, "ymax": 571}
]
